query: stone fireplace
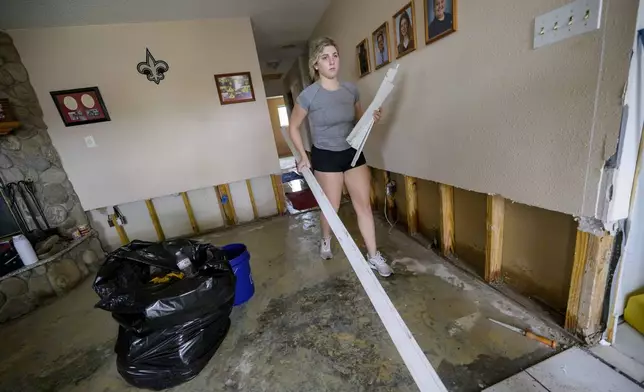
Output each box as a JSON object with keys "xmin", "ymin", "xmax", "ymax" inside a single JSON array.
[{"xmin": 0, "ymin": 31, "xmax": 106, "ymax": 322}]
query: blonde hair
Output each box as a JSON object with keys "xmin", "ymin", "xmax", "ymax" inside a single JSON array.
[{"xmin": 308, "ymin": 37, "xmax": 338, "ymax": 81}]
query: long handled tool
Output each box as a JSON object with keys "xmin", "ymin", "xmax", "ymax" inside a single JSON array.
[
  {"xmin": 282, "ymin": 127, "xmax": 447, "ymax": 392},
  {"xmin": 488, "ymin": 318, "xmax": 557, "ymax": 349}
]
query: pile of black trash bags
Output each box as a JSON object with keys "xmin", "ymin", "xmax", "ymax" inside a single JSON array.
[{"xmin": 92, "ymin": 239, "xmax": 236, "ymax": 390}]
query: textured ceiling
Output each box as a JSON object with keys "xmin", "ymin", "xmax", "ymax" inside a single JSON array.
[{"xmin": 0, "ymin": 0, "xmax": 329, "ymax": 77}]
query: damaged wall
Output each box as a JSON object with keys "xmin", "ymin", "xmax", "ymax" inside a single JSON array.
[
  {"xmin": 503, "ymin": 202, "xmax": 577, "ymax": 313},
  {"xmin": 311, "ymin": 0, "xmax": 637, "ymax": 217}
]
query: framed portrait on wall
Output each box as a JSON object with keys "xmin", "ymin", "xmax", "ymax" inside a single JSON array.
[
  {"xmin": 372, "ymin": 22, "xmax": 391, "ymax": 70},
  {"xmin": 214, "ymin": 72, "xmax": 256, "ymax": 105},
  {"xmin": 425, "ymin": 0, "xmax": 457, "ymax": 44},
  {"xmin": 50, "ymin": 87, "xmax": 111, "ymax": 127},
  {"xmin": 356, "ymin": 38, "xmax": 371, "ymax": 78},
  {"xmin": 393, "ymin": 1, "xmax": 417, "ymax": 59}
]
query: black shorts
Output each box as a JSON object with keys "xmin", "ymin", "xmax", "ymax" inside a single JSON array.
[{"xmin": 311, "ymin": 146, "xmax": 366, "ymax": 173}]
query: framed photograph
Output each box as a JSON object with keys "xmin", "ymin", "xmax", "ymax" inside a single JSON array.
[
  {"xmin": 214, "ymin": 72, "xmax": 256, "ymax": 105},
  {"xmin": 356, "ymin": 38, "xmax": 371, "ymax": 78},
  {"xmin": 425, "ymin": 0, "xmax": 457, "ymax": 44},
  {"xmin": 393, "ymin": 1, "xmax": 417, "ymax": 59},
  {"xmin": 50, "ymin": 87, "xmax": 110, "ymax": 127},
  {"xmin": 372, "ymin": 22, "xmax": 392, "ymax": 70}
]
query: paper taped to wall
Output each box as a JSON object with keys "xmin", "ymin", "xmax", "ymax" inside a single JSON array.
[{"xmin": 346, "ymin": 64, "xmax": 399, "ymax": 166}]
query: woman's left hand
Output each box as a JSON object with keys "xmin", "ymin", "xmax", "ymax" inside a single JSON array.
[{"xmin": 373, "ymin": 107, "xmax": 382, "ymax": 123}]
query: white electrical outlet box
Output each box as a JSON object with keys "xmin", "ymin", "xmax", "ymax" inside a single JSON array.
[
  {"xmin": 533, "ymin": 0, "xmax": 602, "ymax": 49},
  {"xmin": 84, "ymin": 135, "xmax": 97, "ymax": 148}
]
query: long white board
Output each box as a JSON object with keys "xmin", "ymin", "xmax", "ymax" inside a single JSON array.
[{"xmin": 281, "ymin": 127, "xmax": 447, "ymax": 392}]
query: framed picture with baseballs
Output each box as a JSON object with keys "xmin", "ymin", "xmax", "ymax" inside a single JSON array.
[{"xmin": 50, "ymin": 87, "xmax": 111, "ymax": 127}]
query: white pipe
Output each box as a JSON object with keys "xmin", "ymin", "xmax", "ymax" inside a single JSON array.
[{"xmin": 280, "ymin": 127, "xmax": 447, "ymax": 392}]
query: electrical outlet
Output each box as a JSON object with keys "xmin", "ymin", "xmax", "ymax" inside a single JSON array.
[
  {"xmin": 533, "ymin": 0, "xmax": 602, "ymax": 49},
  {"xmin": 84, "ymin": 135, "xmax": 97, "ymax": 148}
]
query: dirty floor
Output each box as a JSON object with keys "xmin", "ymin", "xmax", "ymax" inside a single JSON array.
[{"xmin": 0, "ymin": 208, "xmax": 573, "ymax": 392}]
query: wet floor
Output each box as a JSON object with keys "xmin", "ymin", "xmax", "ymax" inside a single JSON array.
[{"xmin": 0, "ymin": 208, "xmax": 573, "ymax": 392}]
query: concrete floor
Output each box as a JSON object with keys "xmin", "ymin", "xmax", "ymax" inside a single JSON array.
[{"xmin": 0, "ymin": 208, "xmax": 573, "ymax": 392}]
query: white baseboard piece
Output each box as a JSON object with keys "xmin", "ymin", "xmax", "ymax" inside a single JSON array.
[{"xmin": 281, "ymin": 127, "xmax": 447, "ymax": 392}]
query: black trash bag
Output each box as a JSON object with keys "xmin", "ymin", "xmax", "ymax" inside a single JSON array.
[
  {"xmin": 93, "ymin": 239, "xmax": 235, "ymax": 332},
  {"xmin": 92, "ymin": 239, "xmax": 236, "ymax": 390},
  {"xmin": 115, "ymin": 309, "xmax": 231, "ymax": 390}
]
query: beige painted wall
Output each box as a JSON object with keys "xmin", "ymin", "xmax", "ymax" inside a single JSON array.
[
  {"xmin": 10, "ymin": 18, "xmax": 280, "ymax": 210},
  {"xmin": 311, "ymin": 0, "xmax": 637, "ymax": 216}
]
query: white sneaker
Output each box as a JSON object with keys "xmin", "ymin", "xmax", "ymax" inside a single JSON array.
[
  {"xmin": 320, "ymin": 237, "xmax": 333, "ymax": 260},
  {"xmin": 368, "ymin": 252, "xmax": 393, "ymax": 277}
]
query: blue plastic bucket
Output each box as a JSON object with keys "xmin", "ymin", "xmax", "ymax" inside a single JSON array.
[{"xmin": 223, "ymin": 244, "xmax": 254, "ymax": 306}]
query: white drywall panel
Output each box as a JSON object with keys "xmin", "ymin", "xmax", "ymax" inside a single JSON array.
[
  {"xmin": 186, "ymin": 187, "xmax": 224, "ymax": 231},
  {"xmin": 153, "ymin": 194, "xmax": 193, "ymax": 239},
  {"xmin": 229, "ymin": 180, "xmax": 254, "ymax": 223},
  {"xmin": 251, "ymin": 176, "xmax": 278, "ymax": 217}
]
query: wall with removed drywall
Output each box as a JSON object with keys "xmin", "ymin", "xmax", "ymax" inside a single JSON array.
[
  {"xmin": 372, "ymin": 167, "xmax": 578, "ymax": 313},
  {"xmin": 89, "ymin": 175, "xmax": 277, "ymax": 251},
  {"xmin": 9, "ymin": 18, "xmax": 280, "ymax": 210},
  {"xmin": 311, "ymin": 0, "xmax": 637, "ymax": 217},
  {"xmin": 453, "ymin": 189, "xmax": 486, "ymax": 277},
  {"xmin": 502, "ymin": 202, "xmax": 577, "ymax": 313}
]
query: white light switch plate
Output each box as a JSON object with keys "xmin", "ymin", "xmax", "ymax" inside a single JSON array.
[
  {"xmin": 534, "ymin": 0, "xmax": 602, "ymax": 49},
  {"xmin": 84, "ymin": 135, "xmax": 97, "ymax": 148}
]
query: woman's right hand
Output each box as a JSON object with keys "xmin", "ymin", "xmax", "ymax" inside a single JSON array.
[{"xmin": 297, "ymin": 155, "xmax": 311, "ymax": 173}]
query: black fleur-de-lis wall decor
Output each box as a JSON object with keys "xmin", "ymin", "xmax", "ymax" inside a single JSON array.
[{"xmin": 137, "ymin": 48, "xmax": 169, "ymax": 85}]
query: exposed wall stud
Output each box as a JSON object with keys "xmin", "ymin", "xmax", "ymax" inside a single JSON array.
[
  {"xmin": 404, "ymin": 176, "xmax": 418, "ymax": 235},
  {"xmin": 181, "ymin": 192, "xmax": 200, "ymax": 234},
  {"xmin": 271, "ymin": 174, "xmax": 287, "ymax": 215},
  {"xmin": 145, "ymin": 199, "xmax": 165, "ymax": 241},
  {"xmin": 111, "ymin": 214, "xmax": 129, "ymax": 245},
  {"xmin": 213, "ymin": 186, "xmax": 227, "ymax": 226},
  {"xmin": 439, "ymin": 184, "xmax": 455, "ymax": 256},
  {"xmin": 565, "ymin": 227, "xmax": 615, "ymax": 340},
  {"xmin": 485, "ymin": 195, "xmax": 505, "ymax": 282},
  {"xmin": 246, "ymin": 179, "xmax": 259, "ymax": 220},
  {"xmin": 216, "ymin": 184, "xmax": 238, "ymax": 226}
]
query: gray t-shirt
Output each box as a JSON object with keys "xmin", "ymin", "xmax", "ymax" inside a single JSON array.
[{"xmin": 296, "ymin": 82, "xmax": 359, "ymax": 151}]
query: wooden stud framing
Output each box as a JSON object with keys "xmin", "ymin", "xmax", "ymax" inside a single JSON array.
[
  {"xmin": 438, "ymin": 184, "xmax": 455, "ymax": 256},
  {"xmin": 565, "ymin": 228, "xmax": 615, "ymax": 339},
  {"xmin": 216, "ymin": 184, "xmax": 238, "ymax": 226},
  {"xmin": 485, "ymin": 195, "xmax": 505, "ymax": 283},
  {"xmin": 111, "ymin": 215, "xmax": 129, "ymax": 245},
  {"xmin": 145, "ymin": 199, "xmax": 165, "ymax": 241},
  {"xmin": 181, "ymin": 192, "xmax": 200, "ymax": 234},
  {"xmin": 404, "ymin": 176, "xmax": 418, "ymax": 235},
  {"xmin": 246, "ymin": 179, "xmax": 259, "ymax": 220},
  {"xmin": 271, "ymin": 174, "xmax": 287, "ymax": 215}
]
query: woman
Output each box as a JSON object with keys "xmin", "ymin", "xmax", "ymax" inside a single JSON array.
[
  {"xmin": 397, "ymin": 11, "xmax": 415, "ymax": 55},
  {"xmin": 288, "ymin": 37, "xmax": 393, "ymax": 277}
]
